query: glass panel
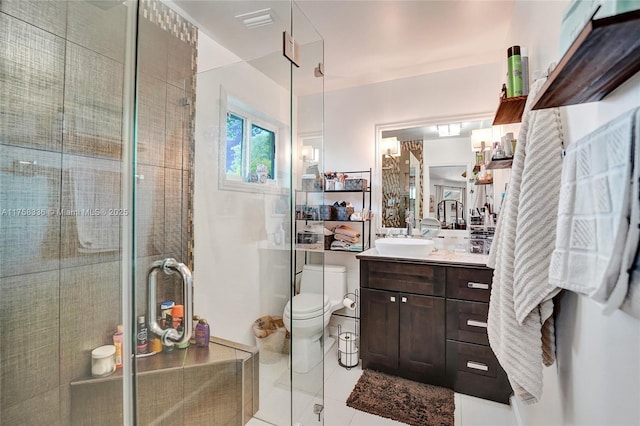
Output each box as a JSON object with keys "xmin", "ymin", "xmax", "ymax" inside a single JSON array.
[
  {"xmin": 132, "ymin": 0, "xmax": 198, "ymax": 424},
  {"xmin": 0, "ymin": 0, "xmax": 130, "ymax": 423},
  {"xmin": 291, "ymin": 1, "xmax": 326, "ymax": 424}
]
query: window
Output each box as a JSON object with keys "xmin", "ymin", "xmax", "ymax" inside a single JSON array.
[
  {"xmin": 225, "ymin": 111, "xmax": 276, "ymax": 182},
  {"xmin": 218, "ymin": 89, "xmax": 286, "ymax": 194}
]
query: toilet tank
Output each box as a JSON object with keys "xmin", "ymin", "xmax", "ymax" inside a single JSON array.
[{"xmin": 300, "ymin": 264, "xmax": 347, "ymax": 302}]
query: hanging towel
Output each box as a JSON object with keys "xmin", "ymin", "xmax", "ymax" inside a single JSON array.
[
  {"xmin": 487, "ymin": 78, "xmax": 564, "ymax": 404},
  {"xmin": 549, "ymin": 107, "xmax": 640, "ymax": 315},
  {"xmin": 70, "ymin": 159, "xmax": 120, "ymax": 253}
]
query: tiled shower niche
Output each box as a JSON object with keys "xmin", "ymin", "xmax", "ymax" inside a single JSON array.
[{"xmin": 0, "ymin": 0, "xmax": 197, "ymax": 423}]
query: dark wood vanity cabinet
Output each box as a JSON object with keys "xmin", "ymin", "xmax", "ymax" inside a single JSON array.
[
  {"xmin": 360, "ymin": 288, "xmax": 446, "ymax": 386},
  {"xmin": 359, "ymin": 258, "xmax": 512, "ymax": 404}
]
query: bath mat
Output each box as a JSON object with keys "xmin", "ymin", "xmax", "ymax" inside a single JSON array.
[{"xmin": 346, "ymin": 369, "xmax": 454, "ymax": 426}]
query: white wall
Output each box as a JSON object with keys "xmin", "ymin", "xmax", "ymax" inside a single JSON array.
[
  {"xmin": 194, "ymin": 31, "xmax": 293, "ymax": 346},
  {"xmin": 504, "ymin": 2, "xmax": 640, "ymax": 425}
]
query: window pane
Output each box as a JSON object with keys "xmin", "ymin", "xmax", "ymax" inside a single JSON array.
[
  {"xmin": 250, "ymin": 124, "xmax": 275, "ymax": 178},
  {"xmin": 226, "ymin": 113, "xmax": 244, "ymax": 175}
]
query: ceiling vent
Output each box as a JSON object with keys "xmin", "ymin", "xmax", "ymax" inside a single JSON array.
[{"xmin": 235, "ymin": 8, "xmax": 274, "ymax": 29}]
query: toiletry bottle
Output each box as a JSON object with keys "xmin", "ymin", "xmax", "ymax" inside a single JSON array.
[
  {"xmin": 113, "ymin": 325, "xmax": 123, "ymax": 368},
  {"xmin": 136, "ymin": 315, "xmax": 148, "ymax": 354},
  {"xmin": 507, "ymin": 46, "xmax": 523, "ymax": 97},
  {"xmin": 172, "ymin": 305, "xmax": 190, "ymax": 349},
  {"xmin": 275, "ymin": 223, "xmax": 285, "ymax": 245},
  {"xmin": 190, "ymin": 315, "xmax": 200, "ymax": 344},
  {"xmin": 195, "ymin": 318, "xmax": 210, "ymax": 348},
  {"xmin": 160, "ymin": 301, "xmax": 174, "ymax": 329}
]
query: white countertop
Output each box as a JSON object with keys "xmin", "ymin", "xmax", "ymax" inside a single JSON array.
[{"xmin": 357, "ymin": 248, "xmax": 489, "ymax": 266}]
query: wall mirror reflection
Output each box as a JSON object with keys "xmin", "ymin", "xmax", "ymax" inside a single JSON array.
[
  {"xmin": 430, "ymin": 165, "xmax": 467, "ymax": 228},
  {"xmin": 378, "ymin": 116, "xmax": 492, "ymax": 230}
]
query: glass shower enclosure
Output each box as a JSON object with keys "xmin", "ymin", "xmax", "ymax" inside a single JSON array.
[{"xmin": 0, "ymin": 0, "xmax": 324, "ymax": 424}]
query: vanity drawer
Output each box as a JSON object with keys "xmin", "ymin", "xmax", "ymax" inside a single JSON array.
[
  {"xmin": 446, "ymin": 300, "xmax": 489, "ymax": 345},
  {"xmin": 446, "ymin": 267, "xmax": 493, "ymax": 302},
  {"xmin": 364, "ymin": 260, "xmax": 445, "ymax": 297},
  {"xmin": 446, "ymin": 340, "xmax": 512, "ymax": 404}
]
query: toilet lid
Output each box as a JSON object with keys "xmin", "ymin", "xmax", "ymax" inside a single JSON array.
[{"xmin": 285, "ymin": 293, "xmax": 330, "ymax": 320}]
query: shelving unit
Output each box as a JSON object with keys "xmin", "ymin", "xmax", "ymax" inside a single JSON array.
[
  {"xmin": 295, "ymin": 169, "xmax": 372, "ymax": 253},
  {"xmin": 485, "ymin": 157, "xmax": 513, "ymax": 170},
  {"xmin": 533, "ymin": 9, "xmax": 640, "ymax": 110},
  {"xmin": 492, "ymin": 96, "xmax": 527, "ymax": 125}
]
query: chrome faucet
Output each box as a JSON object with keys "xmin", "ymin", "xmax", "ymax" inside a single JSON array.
[{"xmin": 406, "ymin": 211, "xmax": 415, "ymax": 237}]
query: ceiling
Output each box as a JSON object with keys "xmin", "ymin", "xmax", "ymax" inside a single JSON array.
[{"xmin": 169, "ymin": 0, "xmax": 515, "ymax": 94}]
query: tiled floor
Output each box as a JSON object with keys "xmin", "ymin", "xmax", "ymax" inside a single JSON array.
[{"xmin": 248, "ymin": 343, "xmax": 516, "ymax": 426}]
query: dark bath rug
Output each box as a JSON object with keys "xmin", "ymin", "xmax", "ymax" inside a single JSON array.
[{"xmin": 346, "ymin": 369, "xmax": 455, "ymax": 426}]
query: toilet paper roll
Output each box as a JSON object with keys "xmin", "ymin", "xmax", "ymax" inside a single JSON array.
[
  {"xmin": 339, "ymin": 348, "xmax": 359, "ymax": 368},
  {"xmin": 338, "ymin": 332, "xmax": 357, "ymax": 353},
  {"xmin": 343, "ymin": 297, "xmax": 356, "ymax": 310}
]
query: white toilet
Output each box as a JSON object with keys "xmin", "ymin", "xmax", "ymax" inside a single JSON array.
[{"xmin": 283, "ymin": 264, "xmax": 347, "ymax": 373}]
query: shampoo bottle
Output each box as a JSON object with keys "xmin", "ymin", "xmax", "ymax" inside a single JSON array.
[
  {"xmin": 507, "ymin": 46, "xmax": 523, "ymax": 97},
  {"xmin": 113, "ymin": 325, "xmax": 123, "ymax": 368},
  {"xmin": 136, "ymin": 315, "xmax": 148, "ymax": 354}
]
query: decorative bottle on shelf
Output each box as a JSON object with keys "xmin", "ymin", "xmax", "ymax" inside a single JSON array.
[{"xmin": 113, "ymin": 325, "xmax": 123, "ymax": 368}]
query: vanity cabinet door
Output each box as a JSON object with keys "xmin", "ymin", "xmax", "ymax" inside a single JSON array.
[
  {"xmin": 360, "ymin": 288, "xmax": 400, "ymax": 371},
  {"xmin": 399, "ymin": 294, "xmax": 446, "ymax": 385}
]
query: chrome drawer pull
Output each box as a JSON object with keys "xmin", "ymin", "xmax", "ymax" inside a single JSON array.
[
  {"xmin": 390, "ymin": 296, "xmax": 396, "ymax": 302},
  {"xmin": 401, "ymin": 297, "xmax": 407, "ymax": 303},
  {"xmin": 467, "ymin": 320, "xmax": 488, "ymax": 328},
  {"xmin": 467, "ymin": 282, "xmax": 489, "ymax": 290},
  {"xmin": 467, "ymin": 361, "xmax": 489, "ymax": 371}
]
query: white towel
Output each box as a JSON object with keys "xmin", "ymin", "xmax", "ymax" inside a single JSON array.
[
  {"xmin": 487, "ymin": 78, "xmax": 564, "ymax": 404},
  {"xmin": 549, "ymin": 107, "xmax": 640, "ymax": 315},
  {"xmin": 70, "ymin": 159, "xmax": 120, "ymax": 253}
]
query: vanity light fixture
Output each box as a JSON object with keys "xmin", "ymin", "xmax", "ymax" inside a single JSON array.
[
  {"xmin": 471, "ymin": 128, "xmax": 495, "ymax": 151},
  {"xmin": 437, "ymin": 123, "xmax": 461, "ymax": 137},
  {"xmin": 381, "ymin": 136, "xmax": 400, "ymax": 157}
]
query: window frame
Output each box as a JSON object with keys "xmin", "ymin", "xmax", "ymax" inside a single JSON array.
[{"xmin": 218, "ymin": 87, "xmax": 287, "ymax": 195}]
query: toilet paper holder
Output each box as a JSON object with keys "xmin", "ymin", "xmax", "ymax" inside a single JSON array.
[{"xmin": 338, "ymin": 290, "xmax": 359, "ymax": 370}]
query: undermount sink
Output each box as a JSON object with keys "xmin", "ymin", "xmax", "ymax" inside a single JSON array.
[{"xmin": 374, "ymin": 238, "xmax": 435, "ymax": 257}]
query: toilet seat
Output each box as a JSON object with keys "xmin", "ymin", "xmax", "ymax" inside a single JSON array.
[{"xmin": 284, "ymin": 293, "xmax": 330, "ymax": 320}]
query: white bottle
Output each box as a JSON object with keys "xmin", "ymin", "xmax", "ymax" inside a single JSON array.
[{"xmin": 275, "ymin": 223, "xmax": 285, "ymax": 245}]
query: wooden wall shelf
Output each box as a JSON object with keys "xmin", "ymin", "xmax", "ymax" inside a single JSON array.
[
  {"xmin": 486, "ymin": 157, "xmax": 513, "ymax": 170},
  {"xmin": 492, "ymin": 96, "xmax": 527, "ymax": 125},
  {"xmin": 532, "ymin": 9, "xmax": 640, "ymax": 110}
]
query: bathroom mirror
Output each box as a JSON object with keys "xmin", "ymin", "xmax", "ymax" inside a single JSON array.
[{"xmin": 377, "ymin": 115, "xmax": 491, "ymax": 230}]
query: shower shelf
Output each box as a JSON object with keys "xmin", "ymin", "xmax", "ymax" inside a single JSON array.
[{"xmin": 69, "ymin": 338, "xmax": 258, "ymax": 423}]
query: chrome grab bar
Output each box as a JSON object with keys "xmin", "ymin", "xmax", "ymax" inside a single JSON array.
[{"xmin": 147, "ymin": 258, "xmax": 193, "ymax": 347}]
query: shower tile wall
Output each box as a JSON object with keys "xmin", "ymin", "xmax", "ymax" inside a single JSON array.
[{"xmin": 0, "ymin": 1, "xmax": 197, "ymax": 424}]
